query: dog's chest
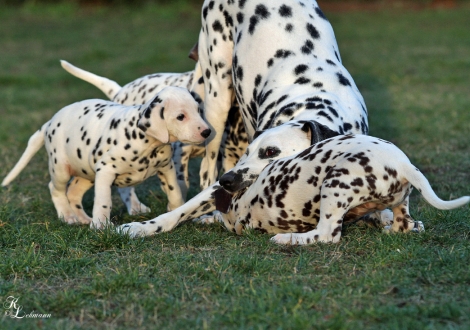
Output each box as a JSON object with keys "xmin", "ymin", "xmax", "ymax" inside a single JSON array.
[{"xmin": 112, "ymin": 144, "xmax": 172, "ymax": 187}]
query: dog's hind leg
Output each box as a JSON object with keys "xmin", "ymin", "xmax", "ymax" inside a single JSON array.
[
  {"xmin": 48, "ymin": 169, "xmax": 78, "ymax": 225},
  {"xmin": 384, "ymin": 195, "xmax": 424, "ymax": 234},
  {"xmin": 117, "ymin": 187, "xmax": 151, "ymax": 215},
  {"xmin": 66, "ymin": 176, "xmax": 93, "ymax": 224}
]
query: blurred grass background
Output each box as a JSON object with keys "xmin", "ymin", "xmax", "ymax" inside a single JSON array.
[{"xmin": 0, "ymin": 1, "xmax": 469, "ymax": 329}]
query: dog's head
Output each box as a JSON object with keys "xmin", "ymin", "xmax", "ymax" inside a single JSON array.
[
  {"xmin": 218, "ymin": 121, "xmax": 338, "ymax": 194},
  {"xmin": 137, "ymin": 86, "xmax": 210, "ymax": 144}
]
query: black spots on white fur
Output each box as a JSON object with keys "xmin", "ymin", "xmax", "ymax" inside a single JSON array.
[
  {"xmin": 248, "ymin": 4, "xmax": 270, "ymax": 35},
  {"xmin": 326, "ymin": 59, "xmax": 336, "ymax": 66},
  {"xmin": 255, "ymin": 4, "xmax": 270, "ymax": 18},
  {"xmin": 337, "ymin": 73, "xmax": 351, "ymax": 86},
  {"xmin": 109, "ymin": 118, "xmax": 121, "ymax": 130},
  {"xmin": 306, "ymin": 23, "xmax": 320, "ymax": 39},
  {"xmin": 254, "ymin": 74, "xmax": 262, "ymax": 87},
  {"xmin": 315, "ymin": 6, "xmax": 328, "ymax": 20},
  {"xmin": 236, "ymin": 66, "xmax": 244, "ymax": 81},
  {"xmin": 237, "ymin": 12, "xmax": 244, "ymax": 24},
  {"xmin": 275, "ymin": 49, "xmax": 293, "ymax": 59},
  {"xmin": 384, "ymin": 166, "xmax": 398, "ymax": 178},
  {"xmin": 248, "ymin": 15, "xmax": 260, "ymax": 35},
  {"xmin": 238, "ymin": 0, "xmax": 247, "ymax": 9},
  {"xmin": 301, "ymin": 39, "xmax": 314, "ymax": 54},
  {"xmin": 212, "ymin": 20, "xmax": 224, "ymax": 33},
  {"xmin": 343, "ymin": 123, "xmax": 353, "ymax": 132},
  {"xmin": 77, "ymin": 148, "xmax": 82, "ymax": 159},
  {"xmin": 279, "ymin": 4, "xmax": 292, "ymax": 17},
  {"xmin": 285, "ymin": 23, "xmax": 293, "ymax": 33},
  {"xmin": 294, "ymin": 64, "xmax": 309, "ymax": 76},
  {"xmin": 294, "ymin": 77, "xmax": 311, "ymax": 85}
]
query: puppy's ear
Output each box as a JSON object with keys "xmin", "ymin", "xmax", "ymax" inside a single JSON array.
[
  {"xmin": 137, "ymin": 96, "xmax": 169, "ymax": 143},
  {"xmin": 318, "ymin": 123, "xmax": 339, "ymax": 140},
  {"xmin": 301, "ymin": 121, "xmax": 339, "ymax": 145},
  {"xmin": 188, "ymin": 42, "xmax": 199, "ymax": 62}
]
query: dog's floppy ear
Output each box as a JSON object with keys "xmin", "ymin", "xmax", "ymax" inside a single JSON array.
[
  {"xmin": 137, "ymin": 95, "xmax": 169, "ymax": 143},
  {"xmin": 301, "ymin": 121, "xmax": 339, "ymax": 145},
  {"xmin": 188, "ymin": 42, "xmax": 199, "ymax": 62}
]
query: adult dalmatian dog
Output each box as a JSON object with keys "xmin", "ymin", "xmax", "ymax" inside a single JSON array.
[
  {"xmin": 119, "ymin": 0, "xmax": 372, "ymax": 237},
  {"xmin": 215, "ymin": 129, "xmax": 470, "ymax": 244},
  {"xmin": 61, "ymin": 59, "xmax": 248, "ymax": 215},
  {"xmin": 2, "ymin": 87, "xmax": 210, "ymax": 229}
]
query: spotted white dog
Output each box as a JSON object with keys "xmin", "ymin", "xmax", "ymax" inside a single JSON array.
[
  {"xmin": 215, "ymin": 130, "xmax": 470, "ymax": 244},
  {"xmin": 118, "ymin": 0, "xmax": 373, "ymax": 237},
  {"xmin": 2, "ymin": 87, "xmax": 210, "ymax": 228},
  {"xmin": 61, "ymin": 60, "xmax": 248, "ymax": 215}
]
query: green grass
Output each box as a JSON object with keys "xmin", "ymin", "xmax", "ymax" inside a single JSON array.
[{"xmin": 1, "ymin": 3, "xmax": 470, "ymax": 329}]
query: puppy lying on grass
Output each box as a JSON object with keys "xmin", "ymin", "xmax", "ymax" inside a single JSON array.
[{"xmin": 215, "ymin": 127, "xmax": 469, "ymax": 244}]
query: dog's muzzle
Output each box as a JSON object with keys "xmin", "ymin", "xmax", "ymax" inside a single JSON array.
[
  {"xmin": 219, "ymin": 168, "xmax": 254, "ymax": 193},
  {"xmin": 219, "ymin": 171, "xmax": 240, "ymax": 193},
  {"xmin": 200, "ymin": 128, "xmax": 211, "ymax": 139}
]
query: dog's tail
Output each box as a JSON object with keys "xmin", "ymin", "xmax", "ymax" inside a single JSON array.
[
  {"xmin": 60, "ymin": 60, "xmax": 121, "ymax": 100},
  {"xmin": 2, "ymin": 127, "xmax": 45, "ymax": 187},
  {"xmin": 403, "ymin": 163, "xmax": 470, "ymax": 210}
]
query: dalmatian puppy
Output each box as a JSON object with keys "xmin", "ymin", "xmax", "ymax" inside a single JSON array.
[
  {"xmin": 216, "ymin": 128, "xmax": 470, "ymax": 244},
  {"xmin": 61, "ymin": 60, "xmax": 248, "ymax": 214},
  {"xmin": 2, "ymin": 87, "xmax": 211, "ymax": 229},
  {"xmin": 118, "ymin": 0, "xmax": 372, "ymax": 237}
]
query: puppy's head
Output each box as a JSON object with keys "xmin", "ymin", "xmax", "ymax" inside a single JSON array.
[
  {"xmin": 219, "ymin": 121, "xmax": 338, "ymax": 193},
  {"xmin": 137, "ymin": 86, "xmax": 210, "ymax": 144}
]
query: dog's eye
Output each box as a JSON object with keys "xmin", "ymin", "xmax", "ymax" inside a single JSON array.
[
  {"xmin": 265, "ymin": 147, "xmax": 278, "ymax": 157},
  {"xmin": 177, "ymin": 114, "xmax": 185, "ymax": 121}
]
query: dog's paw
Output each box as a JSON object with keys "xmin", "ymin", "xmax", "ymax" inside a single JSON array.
[
  {"xmin": 193, "ymin": 211, "xmax": 224, "ymax": 225},
  {"xmin": 117, "ymin": 222, "xmax": 150, "ymax": 238},
  {"xmin": 129, "ymin": 203, "xmax": 151, "ymax": 215},
  {"xmin": 271, "ymin": 230, "xmax": 337, "ymax": 245},
  {"xmin": 271, "ymin": 233, "xmax": 296, "ymax": 245},
  {"xmin": 90, "ymin": 220, "xmax": 112, "ymax": 230},
  {"xmin": 412, "ymin": 221, "xmax": 425, "ymax": 233}
]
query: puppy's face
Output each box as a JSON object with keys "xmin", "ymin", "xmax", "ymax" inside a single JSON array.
[
  {"xmin": 219, "ymin": 121, "xmax": 339, "ymax": 193},
  {"xmin": 137, "ymin": 87, "xmax": 210, "ymax": 144}
]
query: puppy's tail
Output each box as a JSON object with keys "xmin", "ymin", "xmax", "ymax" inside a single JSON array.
[
  {"xmin": 60, "ymin": 60, "xmax": 121, "ymax": 100},
  {"xmin": 403, "ymin": 163, "xmax": 470, "ymax": 210},
  {"xmin": 2, "ymin": 128, "xmax": 45, "ymax": 187}
]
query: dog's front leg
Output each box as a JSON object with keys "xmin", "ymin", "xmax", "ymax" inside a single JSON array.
[
  {"xmin": 156, "ymin": 159, "xmax": 185, "ymax": 211},
  {"xmin": 91, "ymin": 169, "xmax": 116, "ymax": 229},
  {"xmin": 197, "ymin": 28, "xmax": 234, "ymax": 189},
  {"xmin": 118, "ymin": 183, "xmax": 220, "ymax": 238}
]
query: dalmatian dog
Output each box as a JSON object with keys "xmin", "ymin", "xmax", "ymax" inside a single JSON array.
[
  {"xmin": 197, "ymin": 0, "xmax": 369, "ymax": 189},
  {"xmin": 2, "ymin": 87, "xmax": 210, "ymax": 229},
  {"xmin": 60, "ymin": 59, "xmax": 248, "ymax": 215},
  {"xmin": 216, "ymin": 127, "xmax": 470, "ymax": 244},
  {"xmin": 118, "ymin": 0, "xmax": 373, "ymax": 237}
]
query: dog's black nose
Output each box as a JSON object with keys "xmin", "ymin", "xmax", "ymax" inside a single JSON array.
[
  {"xmin": 200, "ymin": 128, "xmax": 211, "ymax": 138},
  {"xmin": 219, "ymin": 171, "xmax": 236, "ymax": 191}
]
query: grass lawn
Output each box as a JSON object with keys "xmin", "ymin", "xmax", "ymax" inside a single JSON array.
[{"xmin": 1, "ymin": 2, "xmax": 469, "ymax": 329}]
